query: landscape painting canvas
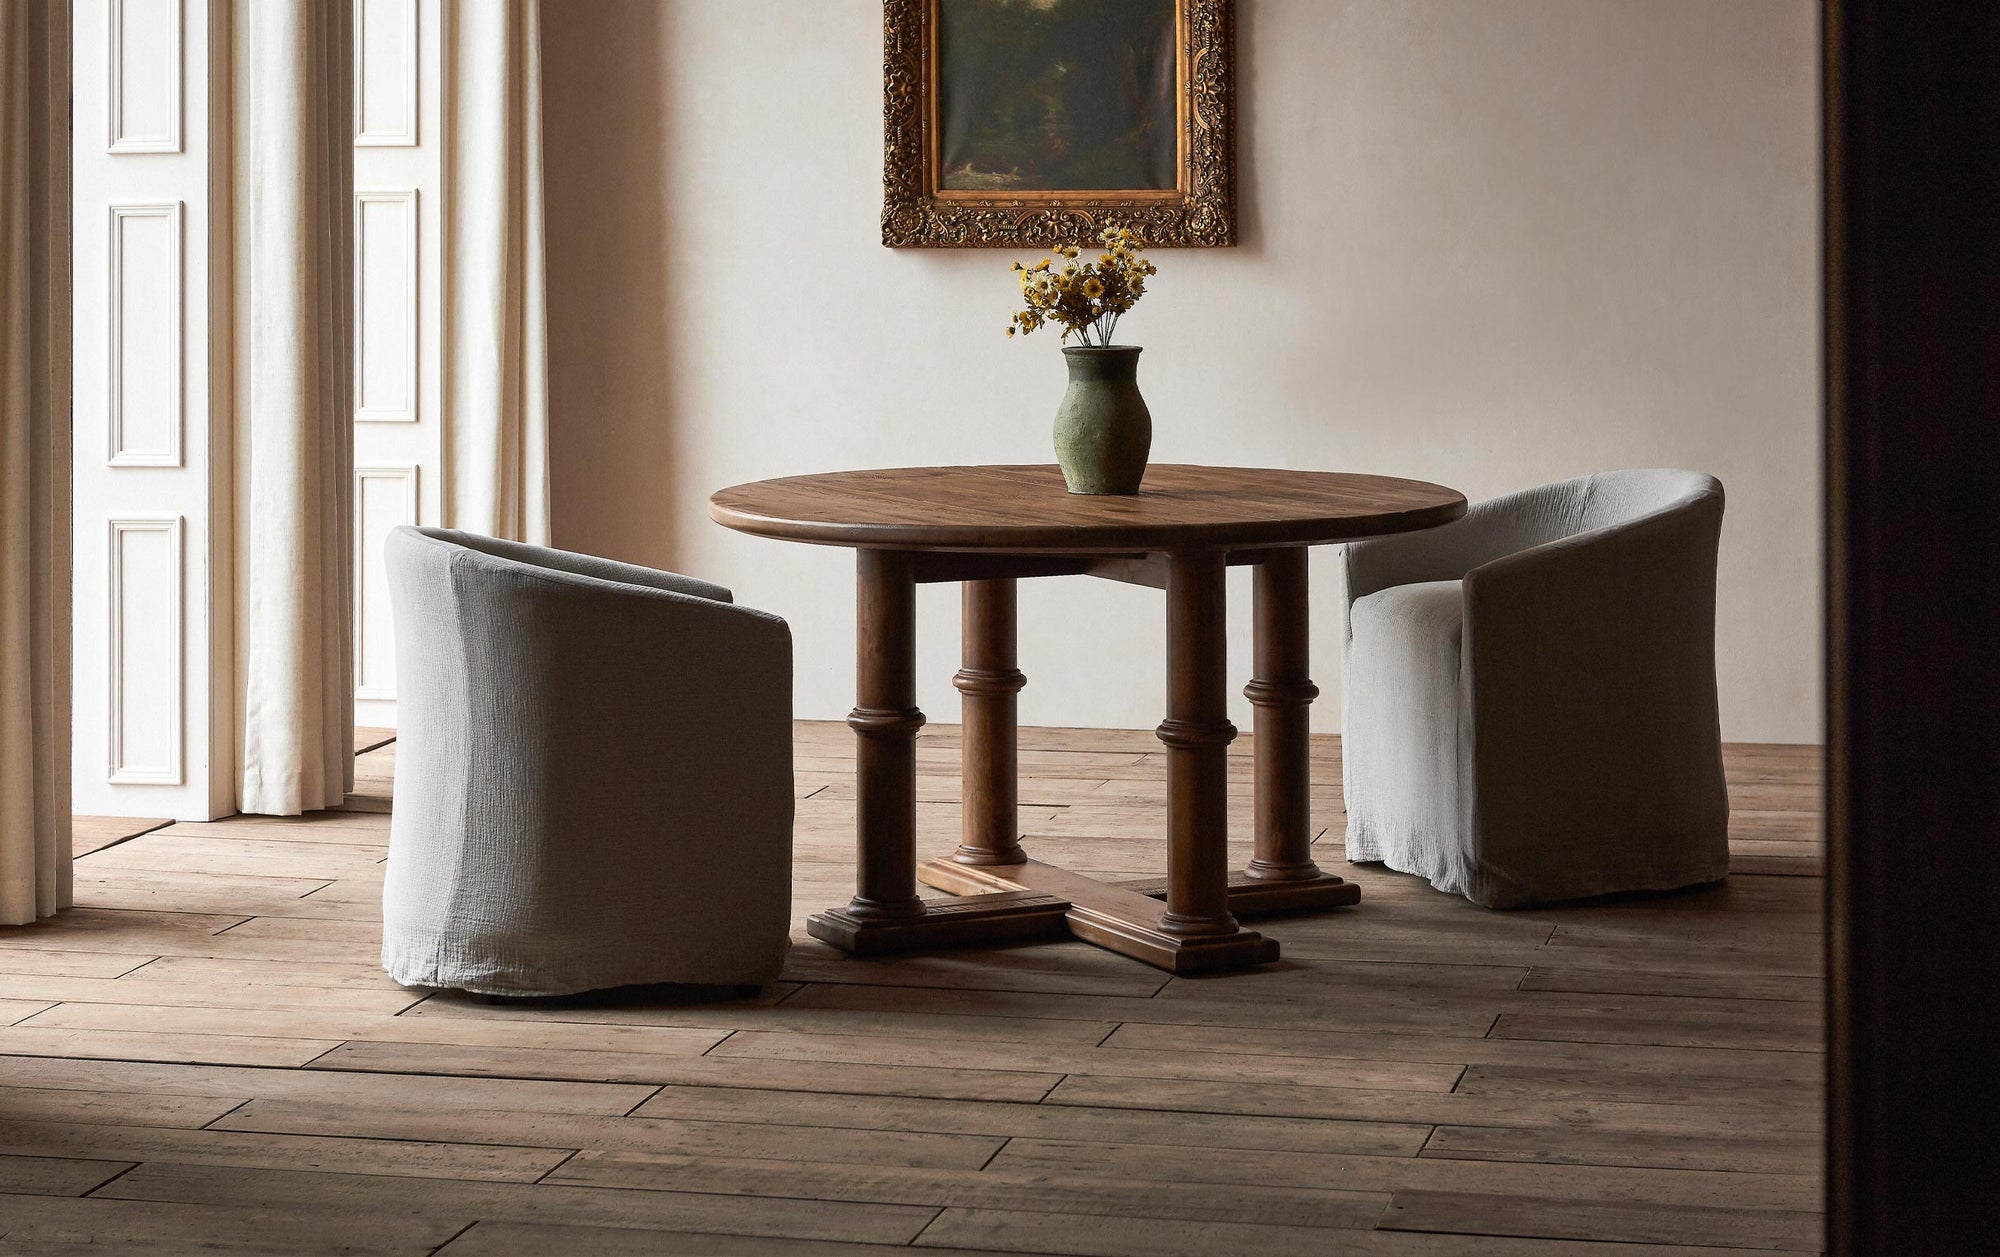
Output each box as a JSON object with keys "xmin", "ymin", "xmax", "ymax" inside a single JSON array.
[
  {"xmin": 936, "ymin": 0, "xmax": 1179, "ymax": 193},
  {"xmin": 881, "ymin": 0, "xmax": 1235, "ymax": 247}
]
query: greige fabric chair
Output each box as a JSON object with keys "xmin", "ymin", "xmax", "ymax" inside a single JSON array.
[
  {"xmin": 380, "ymin": 527, "xmax": 794, "ymax": 995},
  {"xmin": 1339, "ymin": 470, "xmax": 1729, "ymax": 908}
]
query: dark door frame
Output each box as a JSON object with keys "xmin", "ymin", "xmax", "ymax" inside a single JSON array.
[{"xmin": 1824, "ymin": 3, "xmax": 2000, "ymax": 1251}]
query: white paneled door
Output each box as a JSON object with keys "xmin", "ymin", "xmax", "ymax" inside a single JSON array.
[
  {"xmin": 354, "ymin": 465, "xmax": 419, "ymax": 705},
  {"xmin": 72, "ymin": 0, "xmax": 223, "ymax": 818},
  {"xmin": 74, "ymin": 0, "xmax": 444, "ymax": 818},
  {"xmin": 351, "ymin": 0, "xmax": 443, "ymax": 731},
  {"xmin": 104, "ymin": 201, "xmax": 182, "ymax": 466},
  {"xmin": 104, "ymin": 517, "xmax": 183, "ymax": 787},
  {"xmin": 105, "ymin": 0, "xmax": 181, "ymax": 153}
]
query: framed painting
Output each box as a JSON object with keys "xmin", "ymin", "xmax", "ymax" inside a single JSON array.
[{"xmin": 882, "ymin": 0, "xmax": 1235, "ymax": 248}]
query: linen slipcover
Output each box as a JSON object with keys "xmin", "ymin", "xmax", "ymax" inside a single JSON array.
[
  {"xmin": 1339, "ymin": 470, "xmax": 1729, "ymax": 907},
  {"xmin": 381, "ymin": 527, "xmax": 794, "ymax": 993}
]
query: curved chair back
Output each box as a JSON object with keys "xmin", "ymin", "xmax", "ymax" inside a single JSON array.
[
  {"xmin": 1339, "ymin": 469, "xmax": 1729, "ymax": 907},
  {"xmin": 379, "ymin": 526, "xmax": 795, "ymax": 994},
  {"xmin": 1568, "ymin": 468, "xmax": 1723, "ymax": 536}
]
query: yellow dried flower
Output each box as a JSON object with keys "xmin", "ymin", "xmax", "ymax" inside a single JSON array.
[{"xmin": 1004, "ymin": 231, "xmax": 1158, "ymax": 346}]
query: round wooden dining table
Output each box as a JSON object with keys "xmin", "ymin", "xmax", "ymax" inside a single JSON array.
[{"xmin": 710, "ymin": 465, "xmax": 1466, "ymax": 974}]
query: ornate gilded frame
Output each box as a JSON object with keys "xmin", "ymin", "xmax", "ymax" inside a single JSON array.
[{"xmin": 882, "ymin": 0, "xmax": 1235, "ymax": 248}]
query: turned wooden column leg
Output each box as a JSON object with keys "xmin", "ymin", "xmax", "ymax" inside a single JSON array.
[
  {"xmin": 1157, "ymin": 550, "xmax": 1240, "ymax": 938},
  {"xmin": 1246, "ymin": 547, "xmax": 1323, "ymax": 880},
  {"xmin": 845, "ymin": 549, "xmax": 926, "ymax": 920},
  {"xmin": 953, "ymin": 578, "xmax": 1026, "ymax": 865}
]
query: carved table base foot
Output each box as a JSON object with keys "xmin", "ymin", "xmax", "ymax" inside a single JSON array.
[
  {"xmin": 807, "ymin": 889, "xmax": 1073, "ymax": 956},
  {"xmin": 919, "ymin": 857, "xmax": 1282, "ymax": 976},
  {"xmin": 1116, "ymin": 870, "xmax": 1362, "ymax": 919}
]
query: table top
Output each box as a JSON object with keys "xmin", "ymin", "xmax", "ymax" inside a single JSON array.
[{"xmin": 708, "ymin": 465, "xmax": 1466, "ymax": 553}]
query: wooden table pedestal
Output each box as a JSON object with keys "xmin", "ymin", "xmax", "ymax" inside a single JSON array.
[
  {"xmin": 710, "ymin": 466, "xmax": 1464, "ymax": 975},
  {"xmin": 804, "ymin": 545, "xmax": 1360, "ymax": 976}
]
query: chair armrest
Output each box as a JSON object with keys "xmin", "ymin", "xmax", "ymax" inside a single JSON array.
[
  {"xmin": 420, "ymin": 527, "xmax": 734, "ymax": 603},
  {"xmin": 1463, "ymin": 480, "xmax": 1725, "ymax": 610},
  {"xmin": 1342, "ymin": 479, "xmax": 1593, "ymax": 608}
]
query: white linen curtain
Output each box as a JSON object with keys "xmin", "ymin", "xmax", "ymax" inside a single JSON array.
[
  {"xmin": 446, "ymin": 0, "xmax": 550, "ymax": 543},
  {"xmin": 235, "ymin": 0, "xmax": 356, "ymax": 815},
  {"xmin": 0, "ymin": 0, "xmax": 72, "ymax": 924}
]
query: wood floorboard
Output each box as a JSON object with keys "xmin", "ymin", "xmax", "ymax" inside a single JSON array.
[
  {"xmin": 0, "ymin": 1026, "xmax": 343, "ymax": 1067},
  {"xmin": 304, "ymin": 1039, "xmax": 1067, "ymax": 1103},
  {"xmin": 0, "ymin": 1085, "xmax": 249, "ymax": 1129},
  {"xmin": 984, "ymin": 1139, "xmax": 1819, "ymax": 1211},
  {"xmin": 704, "ymin": 1028, "xmax": 1475, "ymax": 1091},
  {"xmin": 549, "ymin": 1147, "xmax": 1399, "ymax": 1229},
  {"xmin": 68, "ymin": 817, "xmax": 172, "ymax": 858},
  {"xmin": 791, "ymin": 986, "xmax": 1821, "ymax": 1081},
  {"xmin": 1421, "ymin": 1124, "xmax": 1820, "ymax": 1176},
  {"xmin": 89, "ymin": 1161, "xmax": 949, "ymax": 1245},
  {"xmin": 909, "ymin": 1206, "xmax": 1757, "ymax": 1257},
  {"xmin": 628, "ymin": 1083, "xmax": 1433, "ymax": 1156},
  {"xmin": 409, "ymin": 990, "xmax": 1126, "ymax": 1046},
  {"xmin": 0, "ymin": 1056, "xmax": 661, "ymax": 1114},
  {"xmin": 1378, "ymin": 1189, "xmax": 1823, "ymax": 1251},
  {"xmin": 0, "ymin": 973, "xmax": 426, "ymax": 1015},
  {"xmin": 212, "ymin": 1098, "xmax": 1016, "ymax": 1171},
  {"xmin": 1042, "ymin": 1075, "xmax": 1822, "ymax": 1141},
  {"xmin": 0, "ymin": 949, "xmax": 156, "ymax": 978},
  {"xmin": 0, "ymin": 1194, "xmax": 465, "ymax": 1255},
  {"xmin": 0, "ymin": 1153, "xmax": 134, "ymax": 1198},
  {"xmin": 111, "ymin": 955, "xmax": 413, "ymax": 990},
  {"xmin": 434, "ymin": 1219, "xmax": 1036, "ymax": 1257},
  {"xmin": 0, "ymin": 725, "xmax": 1824, "ymax": 1255},
  {"xmin": 0, "ymin": 1115, "xmax": 579, "ymax": 1182}
]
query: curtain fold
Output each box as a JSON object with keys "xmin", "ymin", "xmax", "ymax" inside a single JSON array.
[
  {"xmin": 445, "ymin": 0, "xmax": 550, "ymax": 544},
  {"xmin": 0, "ymin": 0, "xmax": 72, "ymax": 924},
  {"xmin": 235, "ymin": 0, "xmax": 356, "ymax": 815}
]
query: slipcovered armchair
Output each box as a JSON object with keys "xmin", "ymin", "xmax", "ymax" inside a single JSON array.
[
  {"xmin": 381, "ymin": 527, "xmax": 794, "ymax": 995},
  {"xmin": 1339, "ymin": 471, "xmax": 1729, "ymax": 908}
]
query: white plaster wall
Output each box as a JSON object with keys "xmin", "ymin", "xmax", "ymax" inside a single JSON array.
[{"xmin": 542, "ymin": 0, "xmax": 1821, "ymax": 743}]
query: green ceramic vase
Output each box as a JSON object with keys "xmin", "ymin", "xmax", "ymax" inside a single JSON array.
[{"xmin": 1054, "ymin": 345, "xmax": 1152, "ymax": 495}]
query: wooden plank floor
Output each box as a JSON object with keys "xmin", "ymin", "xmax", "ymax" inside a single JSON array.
[{"xmin": 1, "ymin": 723, "xmax": 1824, "ymax": 1255}]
